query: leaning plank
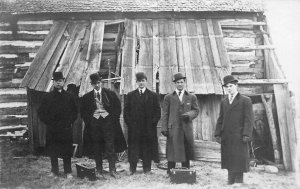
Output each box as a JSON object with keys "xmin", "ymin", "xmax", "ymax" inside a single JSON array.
[
  {"xmin": 34, "ymin": 31, "xmax": 69, "ymax": 91},
  {"xmin": 79, "ymin": 21, "xmax": 105, "ymax": 96},
  {"xmin": 152, "ymin": 20, "xmax": 159, "ymax": 91},
  {"xmin": 261, "ymin": 94, "xmax": 281, "ymax": 163},
  {"xmin": 238, "ymin": 79, "xmax": 288, "ymax": 85},
  {"xmin": 21, "ymin": 21, "xmax": 68, "ymax": 88},
  {"xmin": 273, "ymin": 84, "xmax": 294, "ymax": 171}
]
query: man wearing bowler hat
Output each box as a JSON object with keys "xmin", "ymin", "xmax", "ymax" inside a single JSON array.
[
  {"xmin": 124, "ymin": 72, "xmax": 161, "ymax": 174},
  {"xmin": 215, "ymin": 75, "xmax": 254, "ymax": 185},
  {"xmin": 80, "ymin": 72, "xmax": 127, "ymax": 179},
  {"xmin": 38, "ymin": 72, "xmax": 78, "ymax": 178},
  {"xmin": 161, "ymin": 72, "xmax": 199, "ymax": 174}
]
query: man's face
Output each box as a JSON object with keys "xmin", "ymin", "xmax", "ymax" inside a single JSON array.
[
  {"xmin": 53, "ymin": 79, "xmax": 64, "ymax": 89},
  {"xmin": 137, "ymin": 78, "xmax": 147, "ymax": 89},
  {"xmin": 224, "ymin": 83, "xmax": 238, "ymax": 95},
  {"xmin": 92, "ymin": 80, "xmax": 102, "ymax": 91},
  {"xmin": 175, "ymin": 79, "xmax": 185, "ymax": 91}
]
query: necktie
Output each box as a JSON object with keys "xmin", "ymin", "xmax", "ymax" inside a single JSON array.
[
  {"xmin": 97, "ymin": 92, "xmax": 101, "ymax": 100},
  {"xmin": 229, "ymin": 95, "xmax": 233, "ymax": 103},
  {"xmin": 140, "ymin": 89, "xmax": 142, "ymax": 96},
  {"xmin": 178, "ymin": 91, "xmax": 181, "ymax": 97}
]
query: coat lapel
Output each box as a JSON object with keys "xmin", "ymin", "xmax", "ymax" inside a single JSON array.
[{"xmin": 225, "ymin": 93, "xmax": 241, "ymax": 114}]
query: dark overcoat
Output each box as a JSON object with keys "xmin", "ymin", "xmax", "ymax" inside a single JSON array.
[
  {"xmin": 80, "ymin": 88, "xmax": 127, "ymax": 156},
  {"xmin": 124, "ymin": 88, "xmax": 161, "ymax": 163},
  {"xmin": 161, "ymin": 91, "xmax": 199, "ymax": 162},
  {"xmin": 215, "ymin": 93, "xmax": 254, "ymax": 172},
  {"xmin": 38, "ymin": 89, "xmax": 78, "ymax": 157}
]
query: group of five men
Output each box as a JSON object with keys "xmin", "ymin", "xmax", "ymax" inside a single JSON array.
[{"xmin": 38, "ymin": 71, "xmax": 254, "ymax": 185}]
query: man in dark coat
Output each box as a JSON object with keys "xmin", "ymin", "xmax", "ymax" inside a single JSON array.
[
  {"xmin": 80, "ymin": 72, "xmax": 127, "ymax": 179},
  {"xmin": 38, "ymin": 72, "xmax": 78, "ymax": 178},
  {"xmin": 124, "ymin": 72, "xmax": 161, "ymax": 174},
  {"xmin": 215, "ymin": 75, "xmax": 254, "ymax": 185},
  {"xmin": 161, "ymin": 72, "xmax": 199, "ymax": 174}
]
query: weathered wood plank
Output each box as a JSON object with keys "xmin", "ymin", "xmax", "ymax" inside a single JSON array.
[
  {"xmin": 0, "ymin": 32, "xmax": 48, "ymax": 40},
  {"xmin": 159, "ymin": 137, "xmax": 221, "ymax": 162},
  {"xmin": 274, "ymin": 84, "xmax": 295, "ymax": 171},
  {"xmin": 222, "ymin": 29, "xmax": 257, "ymax": 38},
  {"xmin": 21, "ymin": 21, "xmax": 68, "ymax": 88},
  {"xmin": 64, "ymin": 24, "xmax": 91, "ymax": 88},
  {"xmin": 0, "ymin": 23, "xmax": 52, "ymax": 31},
  {"xmin": 158, "ymin": 20, "xmax": 178, "ymax": 94},
  {"xmin": 152, "ymin": 20, "xmax": 159, "ymax": 92},
  {"xmin": 195, "ymin": 20, "xmax": 215, "ymax": 94},
  {"xmin": 0, "ymin": 45, "xmax": 40, "ymax": 54},
  {"xmin": 178, "ymin": 19, "xmax": 194, "ymax": 92},
  {"xmin": 120, "ymin": 20, "xmax": 137, "ymax": 94},
  {"xmin": 0, "ymin": 115, "xmax": 27, "ymax": 126},
  {"xmin": 136, "ymin": 20, "xmax": 153, "ymax": 88},
  {"xmin": 79, "ymin": 21, "xmax": 105, "ymax": 96},
  {"xmin": 261, "ymin": 94, "xmax": 281, "ymax": 163}
]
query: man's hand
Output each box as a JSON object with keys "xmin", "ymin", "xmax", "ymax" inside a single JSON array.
[
  {"xmin": 161, "ymin": 131, "xmax": 168, "ymax": 137},
  {"xmin": 242, "ymin": 136, "xmax": 251, "ymax": 143},
  {"xmin": 215, "ymin": 136, "xmax": 221, "ymax": 144},
  {"xmin": 181, "ymin": 115, "xmax": 190, "ymax": 122}
]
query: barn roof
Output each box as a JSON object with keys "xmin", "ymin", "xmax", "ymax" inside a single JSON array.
[
  {"xmin": 0, "ymin": 0, "xmax": 264, "ymax": 14},
  {"xmin": 20, "ymin": 19, "xmax": 230, "ymax": 96}
]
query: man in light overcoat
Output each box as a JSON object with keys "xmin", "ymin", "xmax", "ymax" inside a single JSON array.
[
  {"xmin": 161, "ymin": 72, "xmax": 199, "ymax": 174},
  {"xmin": 215, "ymin": 75, "xmax": 254, "ymax": 185}
]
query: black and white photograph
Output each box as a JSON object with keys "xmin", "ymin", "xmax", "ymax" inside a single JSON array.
[{"xmin": 0, "ymin": 0, "xmax": 299, "ymax": 188}]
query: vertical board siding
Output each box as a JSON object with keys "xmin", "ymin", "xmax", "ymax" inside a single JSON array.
[
  {"xmin": 120, "ymin": 20, "xmax": 137, "ymax": 94},
  {"xmin": 137, "ymin": 20, "xmax": 153, "ymax": 87}
]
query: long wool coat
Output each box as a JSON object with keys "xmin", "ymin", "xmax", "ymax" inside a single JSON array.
[
  {"xmin": 161, "ymin": 91, "xmax": 199, "ymax": 162},
  {"xmin": 80, "ymin": 88, "xmax": 127, "ymax": 156},
  {"xmin": 38, "ymin": 89, "xmax": 78, "ymax": 157},
  {"xmin": 124, "ymin": 88, "xmax": 161, "ymax": 163},
  {"xmin": 215, "ymin": 93, "xmax": 254, "ymax": 172}
]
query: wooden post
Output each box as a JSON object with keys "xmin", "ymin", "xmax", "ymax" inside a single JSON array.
[
  {"xmin": 107, "ymin": 59, "xmax": 112, "ymax": 90},
  {"xmin": 26, "ymin": 88, "xmax": 34, "ymax": 153},
  {"xmin": 274, "ymin": 84, "xmax": 297, "ymax": 171},
  {"xmin": 261, "ymin": 94, "xmax": 280, "ymax": 163}
]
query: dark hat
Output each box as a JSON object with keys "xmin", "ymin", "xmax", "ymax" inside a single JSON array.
[
  {"xmin": 222, "ymin": 75, "xmax": 238, "ymax": 86},
  {"xmin": 90, "ymin": 72, "xmax": 102, "ymax": 84},
  {"xmin": 52, "ymin": 72, "xmax": 65, "ymax": 80},
  {"xmin": 135, "ymin": 72, "xmax": 147, "ymax": 81},
  {"xmin": 173, "ymin": 72, "xmax": 186, "ymax": 82}
]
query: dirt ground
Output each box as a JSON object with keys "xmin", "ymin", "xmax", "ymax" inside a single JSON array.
[{"xmin": 0, "ymin": 138, "xmax": 298, "ymax": 189}]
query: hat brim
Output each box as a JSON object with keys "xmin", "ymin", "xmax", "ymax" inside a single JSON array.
[
  {"xmin": 52, "ymin": 77, "xmax": 65, "ymax": 80},
  {"xmin": 223, "ymin": 79, "xmax": 238, "ymax": 86},
  {"xmin": 173, "ymin": 76, "xmax": 186, "ymax": 82}
]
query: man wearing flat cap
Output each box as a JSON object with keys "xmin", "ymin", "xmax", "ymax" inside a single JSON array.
[
  {"xmin": 80, "ymin": 72, "xmax": 127, "ymax": 179},
  {"xmin": 124, "ymin": 72, "xmax": 161, "ymax": 175},
  {"xmin": 215, "ymin": 75, "xmax": 254, "ymax": 185},
  {"xmin": 38, "ymin": 72, "xmax": 78, "ymax": 178},
  {"xmin": 161, "ymin": 72, "xmax": 199, "ymax": 174}
]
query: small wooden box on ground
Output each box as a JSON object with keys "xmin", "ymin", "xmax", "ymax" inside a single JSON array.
[
  {"xmin": 75, "ymin": 163, "xmax": 96, "ymax": 181},
  {"xmin": 170, "ymin": 168, "xmax": 196, "ymax": 184}
]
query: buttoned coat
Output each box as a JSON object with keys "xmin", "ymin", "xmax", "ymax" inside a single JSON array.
[
  {"xmin": 80, "ymin": 88, "xmax": 127, "ymax": 156},
  {"xmin": 161, "ymin": 91, "xmax": 199, "ymax": 162},
  {"xmin": 215, "ymin": 93, "xmax": 254, "ymax": 172},
  {"xmin": 38, "ymin": 89, "xmax": 78, "ymax": 157},
  {"xmin": 124, "ymin": 88, "xmax": 161, "ymax": 163}
]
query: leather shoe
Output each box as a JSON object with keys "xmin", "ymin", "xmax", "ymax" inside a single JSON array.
[{"xmin": 110, "ymin": 171, "xmax": 120, "ymax": 179}]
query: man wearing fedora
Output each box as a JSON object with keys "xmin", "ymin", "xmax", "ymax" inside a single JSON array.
[
  {"xmin": 124, "ymin": 72, "xmax": 161, "ymax": 175},
  {"xmin": 215, "ymin": 75, "xmax": 254, "ymax": 185},
  {"xmin": 80, "ymin": 72, "xmax": 127, "ymax": 179},
  {"xmin": 161, "ymin": 72, "xmax": 199, "ymax": 174},
  {"xmin": 38, "ymin": 72, "xmax": 78, "ymax": 178}
]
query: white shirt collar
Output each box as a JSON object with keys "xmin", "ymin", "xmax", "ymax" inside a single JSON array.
[
  {"xmin": 138, "ymin": 87, "xmax": 146, "ymax": 93},
  {"xmin": 94, "ymin": 88, "xmax": 102, "ymax": 94},
  {"xmin": 228, "ymin": 92, "xmax": 238, "ymax": 101}
]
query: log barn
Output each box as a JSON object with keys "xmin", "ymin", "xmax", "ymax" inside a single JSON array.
[{"xmin": 0, "ymin": 0, "xmax": 297, "ymax": 171}]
